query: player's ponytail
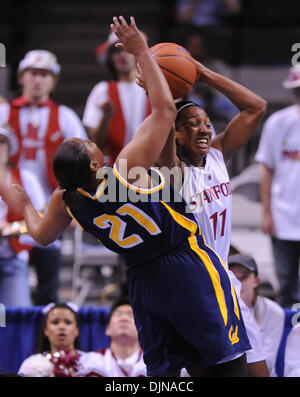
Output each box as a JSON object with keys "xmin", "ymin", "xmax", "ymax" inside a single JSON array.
[{"xmin": 53, "ymin": 139, "xmax": 92, "ymax": 208}]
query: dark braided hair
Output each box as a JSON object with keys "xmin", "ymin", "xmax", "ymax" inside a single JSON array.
[{"xmin": 53, "ymin": 140, "xmax": 93, "ymax": 208}]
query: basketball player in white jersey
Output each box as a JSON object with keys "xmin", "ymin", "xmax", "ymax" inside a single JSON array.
[{"xmin": 155, "ymin": 59, "xmax": 269, "ymax": 376}]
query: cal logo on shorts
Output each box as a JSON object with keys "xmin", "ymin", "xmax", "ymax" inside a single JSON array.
[{"xmin": 228, "ymin": 325, "xmax": 239, "ymax": 345}]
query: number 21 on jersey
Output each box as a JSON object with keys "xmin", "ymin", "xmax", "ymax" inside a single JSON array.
[{"xmin": 93, "ymin": 203, "xmax": 161, "ymax": 248}]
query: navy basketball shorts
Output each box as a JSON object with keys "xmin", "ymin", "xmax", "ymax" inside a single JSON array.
[{"xmin": 126, "ymin": 237, "xmax": 251, "ymax": 376}]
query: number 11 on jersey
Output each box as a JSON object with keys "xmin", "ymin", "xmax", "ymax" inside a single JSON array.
[{"xmin": 209, "ymin": 209, "xmax": 227, "ymax": 240}]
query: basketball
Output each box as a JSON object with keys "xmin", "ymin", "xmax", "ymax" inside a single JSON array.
[{"xmin": 149, "ymin": 42, "xmax": 197, "ymax": 99}]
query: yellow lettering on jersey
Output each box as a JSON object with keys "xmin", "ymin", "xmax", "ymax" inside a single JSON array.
[
  {"xmin": 94, "ymin": 214, "xmax": 142, "ymax": 248},
  {"xmin": 93, "ymin": 204, "xmax": 161, "ymax": 249},
  {"xmin": 117, "ymin": 204, "xmax": 161, "ymax": 235},
  {"xmin": 228, "ymin": 325, "xmax": 239, "ymax": 345}
]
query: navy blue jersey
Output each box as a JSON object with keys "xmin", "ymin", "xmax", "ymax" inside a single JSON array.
[
  {"xmin": 67, "ymin": 165, "xmax": 201, "ymax": 268},
  {"xmin": 67, "ymin": 165, "xmax": 251, "ymax": 371}
]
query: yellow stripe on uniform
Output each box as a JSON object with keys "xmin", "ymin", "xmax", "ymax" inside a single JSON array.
[
  {"xmin": 188, "ymin": 235, "xmax": 228, "ymax": 326},
  {"xmin": 113, "ymin": 165, "xmax": 165, "ymax": 194},
  {"xmin": 160, "ymin": 201, "xmax": 198, "ymax": 235},
  {"xmin": 161, "ymin": 200, "xmax": 228, "ymax": 326},
  {"xmin": 77, "ymin": 178, "xmax": 107, "ymax": 200},
  {"xmin": 206, "ymin": 244, "xmax": 240, "ymax": 321},
  {"xmin": 66, "ymin": 206, "xmax": 84, "ymax": 230}
]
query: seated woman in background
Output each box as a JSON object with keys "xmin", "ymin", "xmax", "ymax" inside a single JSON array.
[{"xmin": 18, "ymin": 303, "xmax": 98, "ymax": 377}]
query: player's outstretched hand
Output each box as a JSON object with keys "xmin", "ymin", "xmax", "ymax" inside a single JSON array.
[{"xmin": 110, "ymin": 16, "xmax": 148, "ymax": 57}]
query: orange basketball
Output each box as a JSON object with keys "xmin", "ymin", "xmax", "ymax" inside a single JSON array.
[{"xmin": 149, "ymin": 42, "xmax": 197, "ymax": 99}]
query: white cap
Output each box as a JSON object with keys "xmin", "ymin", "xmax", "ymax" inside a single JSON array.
[
  {"xmin": 282, "ymin": 65, "xmax": 300, "ymax": 89},
  {"xmin": 18, "ymin": 50, "xmax": 61, "ymax": 75},
  {"xmin": 95, "ymin": 31, "xmax": 120, "ymax": 63},
  {"xmin": 0, "ymin": 125, "xmax": 18, "ymax": 156}
]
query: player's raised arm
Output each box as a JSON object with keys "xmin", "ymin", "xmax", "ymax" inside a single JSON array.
[
  {"xmin": 192, "ymin": 60, "xmax": 267, "ymax": 161},
  {"xmin": 112, "ymin": 16, "xmax": 176, "ymax": 176}
]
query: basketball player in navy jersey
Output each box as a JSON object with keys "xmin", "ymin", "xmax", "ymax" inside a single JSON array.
[
  {"xmin": 156, "ymin": 59, "xmax": 269, "ymax": 376},
  {"xmin": 6, "ymin": 17, "xmax": 251, "ymax": 376}
]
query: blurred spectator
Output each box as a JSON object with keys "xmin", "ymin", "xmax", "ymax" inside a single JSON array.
[
  {"xmin": 255, "ymin": 65, "xmax": 300, "ymax": 307},
  {"xmin": 183, "ymin": 31, "xmax": 238, "ymax": 122},
  {"xmin": 79, "ymin": 298, "xmax": 146, "ymax": 377},
  {"xmin": 168, "ymin": 0, "xmax": 242, "ymax": 67},
  {"xmin": 18, "ymin": 303, "xmax": 98, "ymax": 377},
  {"xmin": 0, "ymin": 126, "xmax": 46, "ymax": 307},
  {"xmin": 82, "ymin": 31, "xmax": 150, "ymax": 165},
  {"xmin": 0, "ymin": 50, "xmax": 87, "ymax": 305},
  {"xmin": 228, "ymin": 254, "xmax": 285, "ymax": 377},
  {"xmin": 175, "ymin": 0, "xmax": 241, "ymax": 29}
]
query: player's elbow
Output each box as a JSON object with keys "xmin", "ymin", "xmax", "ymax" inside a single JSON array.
[
  {"xmin": 254, "ymin": 98, "xmax": 267, "ymax": 118},
  {"xmin": 245, "ymin": 98, "xmax": 267, "ymax": 125},
  {"xmin": 34, "ymin": 234, "xmax": 55, "ymax": 247}
]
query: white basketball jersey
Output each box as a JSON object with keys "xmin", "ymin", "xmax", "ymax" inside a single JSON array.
[{"xmin": 180, "ymin": 147, "xmax": 232, "ymax": 263}]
